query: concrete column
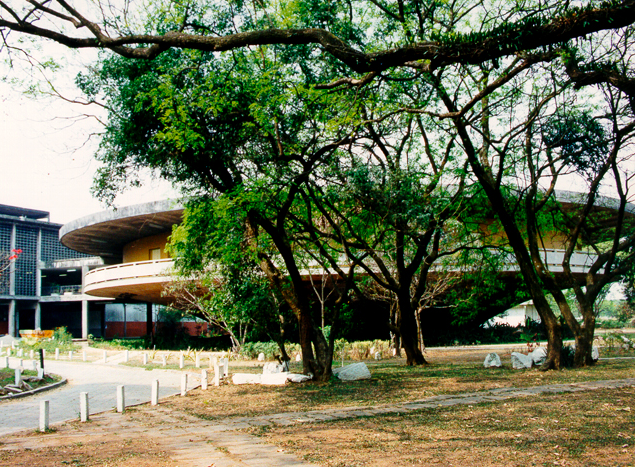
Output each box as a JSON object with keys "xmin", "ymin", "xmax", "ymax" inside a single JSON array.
[
  {"xmin": 81, "ymin": 300, "xmax": 89, "ymax": 340},
  {"xmin": 34, "ymin": 302, "xmax": 41, "ymax": 330},
  {"xmin": 8, "ymin": 300, "xmax": 16, "ymax": 337},
  {"xmin": 80, "ymin": 392, "xmax": 89, "ymax": 422},
  {"xmin": 146, "ymin": 302, "xmax": 153, "ymax": 337},
  {"xmin": 116, "ymin": 385, "xmax": 125, "ymax": 413},
  {"xmin": 151, "ymin": 380, "xmax": 159, "ymax": 406},
  {"xmin": 40, "ymin": 400, "xmax": 49, "ymax": 432}
]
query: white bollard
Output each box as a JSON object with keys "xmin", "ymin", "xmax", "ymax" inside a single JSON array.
[
  {"xmin": 80, "ymin": 392, "xmax": 89, "ymax": 422},
  {"xmin": 143, "ymin": 353, "xmax": 148, "ymax": 365},
  {"xmin": 124, "ymin": 350, "xmax": 129, "ymax": 363},
  {"xmin": 37, "ymin": 368, "xmax": 44, "ymax": 379},
  {"xmin": 213, "ymin": 358, "xmax": 220, "ymax": 386},
  {"xmin": 17, "ymin": 349, "xmax": 23, "ymax": 358},
  {"xmin": 29, "ymin": 349, "xmax": 34, "ymax": 359},
  {"xmin": 19, "ymin": 359, "xmax": 23, "ymax": 369},
  {"xmin": 179, "ymin": 354, "xmax": 184, "ymax": 369},
  {"xmin": 223, "ymin": 357, "xmax": 229, "ymax": 378},
  {"xmin": 162, "ymin": 355, "xmax": 167, "ymax": 367},
  {"xmin": 201, "ymin": 369, "xmax": 208, "ymax": 390},
  {"xmin": 151, "ymin": 379, "xmax": 159, "ymax": 406},
  {"xmin": 15, "ymin": 368, "xmax": 22, "ymax": 386},
  {"xmin": 42, "ymin": 349, "xmax": 46, "ymax": 360},
  {"xmin": 195, "ymin": 354, "xmax": 200, "ymax": 368},
  {"xmin": 69, "ymin": 351, "xmax": 73, "ymax": 361},
  {"xmin": 6, "ymin": 348, "xmax": 11, "ymax": 357},
  {"xmin": 32, "ymin": 360, "xmax": 37, "ymax": 371},
  {"xmin": 181, "ymin": 373, "xmax": 188, "ymax": 396},
  {"xmin": 116, "ymin": 385, "xmax": 125, "ymax": 413},
  {"xmin": 40, "ymin": 400, "xmax": 50, "ymax": 432},
  {"xmin": 103, "ymin": 350, "xmax": 107, "ymax": 363},
  {"xmin": 55, "ymin": 348, "xmax": 59, "ymax": 360},
  {"xmin": 3, "ymin": 356, "xmax": 9, "ymax": 368}
]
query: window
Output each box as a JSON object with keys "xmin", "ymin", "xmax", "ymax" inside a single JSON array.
[{"xmin": 149, "ymin": 248, "xmax": 161, "ymax": 260}]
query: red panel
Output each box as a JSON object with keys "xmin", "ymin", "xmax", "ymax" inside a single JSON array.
[{"xmin": 0, "ymin": 322, "xmax": 8, "ymax": 335}]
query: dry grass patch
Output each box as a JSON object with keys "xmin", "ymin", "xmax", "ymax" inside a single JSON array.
[
  {"xmin": 251, "ymin": 387, "xmax": 635, "ymax": 467},
  {"xmin": 162, "ymin": 356, "xmax": 635, "ymax": 420}
]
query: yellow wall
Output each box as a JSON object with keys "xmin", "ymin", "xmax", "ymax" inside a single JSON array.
[{"xmin": 122, "ymin": 232, "xmax": 171, "ymax": 263}]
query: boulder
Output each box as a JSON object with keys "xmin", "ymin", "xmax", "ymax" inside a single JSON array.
[
  {"xmin": 511, "ymin": 352, "xmax": 533, "ymax": 369},
  {"xmin": 261, "ymin": 373, "xmax": 289, "ymax": 385},
  {"xmin": 332, "ymin": 363, "xmax": 372, "ymax": 381},
  {"xmin": 232, "ymin": 373, "xmax": 262, "ymax": 385},
  {"xmin": 483, "ymin": 352, "xmax": 502, "ymax": 368},
  {"xmin": 529, "ymin": 347, "xmax": 547, "ymax": 366},
  {"xmin": 263, "ymin": 362, "xmax": 287, "ymax": 374},
  {"xmin": 286, "ymin": 373, "xmax": 312, "ymax": 383},
  {"xmin": 257, "ymin": 353, "xmax": 265, "ymax": 362}
]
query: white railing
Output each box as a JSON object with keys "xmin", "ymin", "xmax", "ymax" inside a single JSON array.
[{"xmin": 84, "ymin": 258, "xmax": 174, "ymax": 288}]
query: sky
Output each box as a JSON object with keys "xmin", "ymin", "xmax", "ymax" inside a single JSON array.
[{"xmin": 0, "ymin": 54, "xmax": 177, "ymax": 225}]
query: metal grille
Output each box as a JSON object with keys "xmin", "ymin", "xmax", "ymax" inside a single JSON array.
[
  {"xmin": 0, "ymin": 224, "xmax": 12, "ymax": 294},
  {"xmin": 14, "ymin": 225, "xmax": 37, "ymax": 296},
  {"xmin": 41, "ymin": 228, "xmax": 90, "ymax": 262}
]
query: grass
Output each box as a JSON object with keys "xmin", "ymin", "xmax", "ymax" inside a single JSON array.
[
  {"xmin": 251, "ymin": 387, "xmax": 635, "ymax": 466},
  {"xmin": 0, "ymin": 368, "xmax": 60, "ymax": 392},
  {"xmin": 161, "ymin": 355, "xmax": 635, "ymax": 421}
]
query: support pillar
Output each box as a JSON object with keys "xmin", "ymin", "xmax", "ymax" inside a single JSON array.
[
  {"xmin": 81, "ymin": 300, "xmax": 89, "ymax": 339},
  {"xmin": 34, "ymin": 302, "xmax": 41, "ymax": 330},
  {"xmin": 146, "ymin": 302, "xmax": 153, "ymax": 338},
  {"xmin": 8, "ymin": 300, "xmax": 16, "ymax": 337}
]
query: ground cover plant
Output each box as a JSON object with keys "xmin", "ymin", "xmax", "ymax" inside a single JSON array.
[{"xmin": 16, "ymin": 327, "xmax": 79, "ymax": 354}]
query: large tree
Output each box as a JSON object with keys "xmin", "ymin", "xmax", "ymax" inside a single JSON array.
[{"xmin": 3, "ymin": 0, "xmax": 635, "ymax": 369}]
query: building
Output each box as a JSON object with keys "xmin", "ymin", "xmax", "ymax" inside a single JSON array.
[{"xmin": 0, "ymin": 204, "xmax": 106, "ymax": 338}]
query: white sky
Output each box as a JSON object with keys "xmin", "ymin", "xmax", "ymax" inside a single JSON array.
[{"xmin": 0, "ymin": 51, "xmax": 177, "ymax": 225}]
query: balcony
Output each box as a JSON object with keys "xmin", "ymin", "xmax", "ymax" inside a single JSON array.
[{"xmin": 83, "ymin": 258, "xmax": 175, "ymax": 304}]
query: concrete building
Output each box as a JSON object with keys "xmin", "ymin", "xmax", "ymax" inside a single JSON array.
[{"xmin": 0, "ymin": 204, "xmax": 107, "ymax": 338}]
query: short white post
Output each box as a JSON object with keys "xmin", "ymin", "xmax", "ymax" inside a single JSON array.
[
  {"xmin": 55, "ymin": 348, "xmax": 59, "ymax": 360},
  {"xmin": 201, "ymin": 369, "xmax": 208, "ymax": 390},
  {"xmin": 29, "ymin": 349, "xmax": 34, "ymax": 359},
  {"xmin": 82, "ymin": 351, "xmax": 87, "ymax": 362},
  {"xmin": 103, "ymin": 350, "xmax": 107, "ymax": 363},
  {"xmin": 37, "ymin": 368, "xmax": 44, "ymax": 379},
  {"xmin": 151, "ymin": 379, "xmax": 159, "ymax": 406},
  {"xmin": 124, "ymin": 350, "xmax": 129, "ymax": 363},
  {"xmin": 17, "ymin": 349, "xmax": 23, "ymax": 357},
  {"xmin": 209, "ymin": 354, "xmax": 214, "ymax": 369},
  {"xmin": 223, "ymin": 357, "xmax": 229, "ymax": 378},
  {"xmin": 19, "ymin": 359, "xmax": 23, "ymax": 369},
  {"xmin": 80, "ymin": 392, "xmax": 89, "ymax": 422},
  {"xmin": 179, "ymin": 354, "xmax": 184, "ymax": 369},
  {"xmin": 32, "ymin": 360, "xmax": 37, "ymax": 371},
  {"xmin": 181, "ymin": 373, "xmax": 188, "ymax": 396},
  {"xmin": 195, "ymin": 353, "xmax": 200, "ymax": 368},
  {"xmin": 42, "ymin": 349, "xmax": 45, "ymax": 360},
  {"xmin": 39, "ymin": 400, "xmax": 49, "ymax": 432},
  {"xmin": 3, "ymin": 356, "xmax": 9, "ymax": 368},
  {"xmin": 162, "ymin": 355, "xmax": 167, "ymax": 367},
  {"xmin": 68, "ymin": 351, "xmax": 73, "ymax": 361},
  {"xmin": 116, "ymin": 385, "xmax": 125, "ymax": 413},
  {"xmin": 14, "ymin": 368, "xmax": 22, "ymax": 386},
  {"xmin": 213, "ymin": 358, "xmax": 220, "ymax": 386},
  {"xmin": 6, "ymin": 348, "xmax": 11, "ymax": 357},
  {"xmin": 143, "ymin": 353, "xmax": 148, "ymax": 365}
]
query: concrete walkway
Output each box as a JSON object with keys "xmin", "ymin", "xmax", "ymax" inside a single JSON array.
[{"xmin": 0, "ymin": 356, "xmax": 192, "ymax": 436}]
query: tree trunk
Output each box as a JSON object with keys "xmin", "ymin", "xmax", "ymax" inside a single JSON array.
[
  {"xmin": 573, "ymin": 304, "xmax": 596, "ymax": 367},
  {"xmin": 398, "ymin": 297, "xmax": 426, "ymax": 365},
  {"xmin": 540, "ymin": 312, "xmax": 562, "ymax": 370}
]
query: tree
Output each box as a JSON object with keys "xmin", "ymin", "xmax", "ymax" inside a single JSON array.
[{"xmin": 3, "ymin": 0, "xmax": 635, "ymax": 370}]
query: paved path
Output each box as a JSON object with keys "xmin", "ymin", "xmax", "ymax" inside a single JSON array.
[{"xmin": 0, "ymin": 356, "xmax": 195, "ymax": 436}]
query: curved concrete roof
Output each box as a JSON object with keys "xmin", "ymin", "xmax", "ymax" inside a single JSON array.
[{"xmin": 60, "ymin": 200, "xmax": 184, "ymax": 263}]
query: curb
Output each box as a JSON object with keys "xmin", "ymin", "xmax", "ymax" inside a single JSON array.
[{"xmin": 0, "ymin": 378, "xmax": 67, "ymax": 401}]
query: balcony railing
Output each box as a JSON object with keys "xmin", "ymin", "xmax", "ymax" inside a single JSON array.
[
  {"xmin": 41, "ymin": 284, "xmax": 83, "ymax": 296},
  {"xmin": 84, "ymin": 258, "xmax": 174, "ymax": 290}
]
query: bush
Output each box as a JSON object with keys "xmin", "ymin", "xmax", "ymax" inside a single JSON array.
[{"xmin": 18, "ymin": 326, "xmax": 79, "ymax": 353}]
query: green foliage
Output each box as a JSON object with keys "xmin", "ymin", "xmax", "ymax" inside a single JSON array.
[{"xmin": 18, "ymin": 327, "xmax": 79, "ymax": 353}]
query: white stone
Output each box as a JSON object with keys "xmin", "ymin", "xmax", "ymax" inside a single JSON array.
[
  {"xmin": 263, "ymin": 362, "xmax": 287, "ymax": 374},
  {"xmin": 295, "ymin": 353, "xmax": 302, "ymax": 362},
  {"xmin": 332, "ymin": 362, "xmax": 371, "ymax": 381},
  {"xmin": 261, "ymin": 373, "xmax": 289, "ymax": 385},
  {"xmin": 374, "ymin": 351, "xmax": 382, "ymax": 360},
  {"xmin": 529, "ymin": 347, "xmax": 547, "ymax": 366},
  {"xmin": 257, "ymin": 353, "xmax": 265, "ymax": 362},
  {"xmin": 232, "ymin": 373, "xmax": 262, "ymax": 385},
  {"xmin": 592, "ymin": 345, "xmax": 599, "ymax": 361},
  {"xmin": 483, "ymin": 352, "xmax": 502, "ymax": 368},
  {"xmin": 286, "ymin": 373, "xmax": 312, "ymax": 383},
  {"xmin": 511, "ymin": 352, "xmax": 533, "ymax": 369}
]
